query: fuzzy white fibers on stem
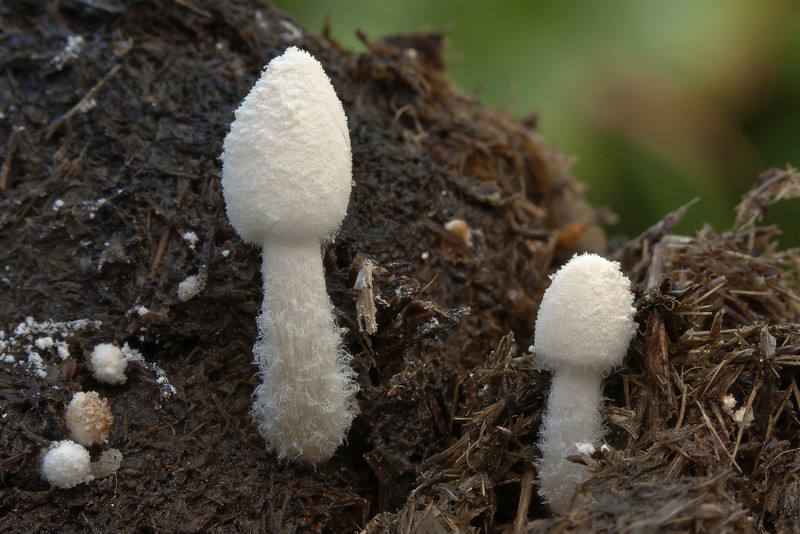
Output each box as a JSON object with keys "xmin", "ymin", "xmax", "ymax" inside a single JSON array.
[
  {"xmin": 537, "ymin": 366, "xmax": 604, "ymax": 513},
  {"xmin": 252, "ymin": 236, "xmax": 357, "ymax": 463}
]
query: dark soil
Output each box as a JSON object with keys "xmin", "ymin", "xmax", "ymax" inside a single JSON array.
[{"xmin": 1, "ymin": 1, "xmax": 799, "ymax": 533}]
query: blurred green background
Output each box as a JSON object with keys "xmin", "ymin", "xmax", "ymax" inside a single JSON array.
[{"xmin": 274, "ymin": 0, "xmax": 800, "ymax": 245}]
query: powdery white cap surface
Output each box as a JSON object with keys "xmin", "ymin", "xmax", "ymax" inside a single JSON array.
[
  {"xmin": 221, "ymin": 46, "xmax": 352, "ymax": 243},
  {"xmin": 66, "ymin": 391, "xmax": 113, "ymax": 446},
  {"xmin": 41, "ymin": 440, "xmax": 92, "ymax": 489},
  {"xmin": 90, "ymin": 343, "xmax": 128, "ymax": 384},
  {"xmin": 534, "ymin": 253, "xmax": 637, "ymax": 371}
]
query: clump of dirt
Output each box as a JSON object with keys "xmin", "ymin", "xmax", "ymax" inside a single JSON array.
[{"xmin": 1, "ymin": 1, "xmax": 799, "ymax": 532}]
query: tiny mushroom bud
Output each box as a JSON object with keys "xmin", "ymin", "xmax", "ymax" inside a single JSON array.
[
  {"xmin": 534, "ymin": 253, "xmax": 637, "ymax": 513},
  {"xmin": 90, "ymin": 343, "xmax": 128, "ymax": 384},
  {"xmin": 41, "ymin": 440, "xmax": 93, "ymax": 489},
  {"xmin": 91, "ymin": 448, "xmax": 123, "ymax": 479},
  {"xmin": 177, "ymin": 273, "xmax": 206, "ymax": 302},
  {"xmin": 444, "ymin": 219, "xmax": 472, "ymax": 247},
  {"xmin": 66, "ymin": 391, "xmax": 113, "ymax": 446},
  {"xmin": 220, "ymin": 47, "xmax": 358, "ymax": 463}
]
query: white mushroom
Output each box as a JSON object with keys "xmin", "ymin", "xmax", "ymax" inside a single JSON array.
[
  {"xmin": 534, "ymin": 253, "xmax": 637, "ymax": 512},
  {"xmin": 90, "ymin": 343, "xmax": 128, "ymax": 385},
  {"xmin": 221, "ymin": 47, "xmax": 358, "ymax": 463},
  {"xmin": 41, "ymin": 440, "xmax": 93, "ymax": 489}
]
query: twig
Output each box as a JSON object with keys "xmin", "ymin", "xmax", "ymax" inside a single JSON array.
[
  {"xmin": 0, "ymin": 125, "xmax": 20, "ymax": 191},
  {"xmin": 513, "ymin": 469, "xmax": 535, "ymax": 534},
  {"xmin": 696, "ymin": 401, "xmax": 742, "ymax": 473},
  {"xmin": 689, "ymin": 278, "xmax": 728, "ymax": 306},
  {"xmin": 150, "ymin": 228, "xmax": 171, "ymax": 276},
  {"xmin": 45, "ymin": 64, "xmax": 122, "ymax": 141},
  {"xmin": 173, "ymin": 0, "xmax": 213, "ymax": 18},
  {"xmin": 80, "ymin": 512, "xmax": 100, "ymax": 534},
  {"xmin": 13, "ymin": 159, "xmax": 69, "ymax": 226},
  {"xmin": 675, "ymin": 380, "xmax": 687, "ymax": 429}
]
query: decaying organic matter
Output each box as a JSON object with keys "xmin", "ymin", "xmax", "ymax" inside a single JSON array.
[{"xmin": 1, "ymin": 1, "xmax": 800, "ymax": 532}]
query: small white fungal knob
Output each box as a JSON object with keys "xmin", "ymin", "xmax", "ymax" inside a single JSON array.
[{"xmin": 41, "ymin": 440, "xmax": 93, "ymax": 489}]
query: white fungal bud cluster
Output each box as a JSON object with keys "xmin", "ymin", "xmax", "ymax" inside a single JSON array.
[
  {"xmin": 41, "ymin": 388, "xmax": 120, "ymax": 488},
  {"xmin": 41, "ymin": 441, "xmax": 123, "ymax": 489}
]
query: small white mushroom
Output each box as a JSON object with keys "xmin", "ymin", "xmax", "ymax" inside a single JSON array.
[
  {"xmin": 41, "ymin": 440, "xmax": 93, "ymax": 489},
  {"xmin": 90, "ymin": 343, "xmax": 128, "ymax": 384},
  {"xmin": 534, "ymin": 253, "xmax": 637, "ymax": 512},
  {"xmin": 444, "ymin": 219, "xmax": 472, "ymax": 247},
  {"xmin": 221, "ymin": 47, "xmax": 357, "ymax": 463}
]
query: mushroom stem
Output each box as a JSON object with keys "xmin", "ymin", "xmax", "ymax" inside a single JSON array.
[
  {"xmin": 538, "ymin": 365, "xmax": 604, "ymax": 513},
  {"xmin": 252, "ymin": 236, "xmax": 356, "ymax": 463}
]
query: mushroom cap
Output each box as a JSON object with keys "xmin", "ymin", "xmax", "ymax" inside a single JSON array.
[
  {"xmin": 533, "ymin": 253, "xmax": 637, "ymax": 371},
  {"xmin": 221, "ymin": 47, "xmax": 352, "ymax": 243}
]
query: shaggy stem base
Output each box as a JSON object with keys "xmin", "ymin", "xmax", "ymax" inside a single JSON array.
[
  {"xmin": 537, "ymin": 366, "xmax": 604, "ymax": 513},
  {"xmin": 252, "ymin": 236, "xmax": 357, "ymax": 463}
]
